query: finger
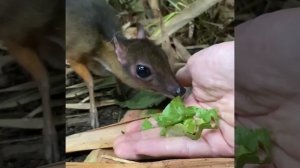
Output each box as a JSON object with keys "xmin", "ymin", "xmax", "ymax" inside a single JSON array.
[
  {"xmin": 271, "ymin": 145, "xmax": 300, "ymax": 168},
  {"xmin": 243, "ymin": 144, "xmax": 298, "ymax": 168},
  {"xmin": 114, "ymin": 128, "xmax": 162, "ymax": 150},
  {"xmin": 176, "ymin": 64, "xmax": 192, "ymax": 87},
  {"xmin": 183, "ymin": 94, "xmax": 202, "ymax": 106},
  {"xmin": 219, "ymin": 120, "xmax": 234, "ymax": 148},
  {"xmin": 114, "ymin": 128, "xmax": 233, "ymax": 160},
  {"xmin": 219, "ymin": 109, "xmax": 234, "ymax": 127}
]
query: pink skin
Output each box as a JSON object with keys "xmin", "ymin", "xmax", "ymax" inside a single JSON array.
[
  {"xmin": 113, "ymin": 41, "xmax": 235, "ymax": 160},
  {"xmin": 236, "ymin": 8, "xmax": 300, "ymax": 168}
]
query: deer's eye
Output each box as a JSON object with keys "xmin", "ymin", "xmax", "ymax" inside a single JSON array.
[{"xmin": 136, "ymin": 64, "xmax": 151, "ymax": 78}]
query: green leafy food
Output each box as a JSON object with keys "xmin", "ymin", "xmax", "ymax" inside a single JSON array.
[
  {"xmin": 141, "ymin": 96, "xmax": 219, "ymax": 140},
  {"xmin": 235, "ymin": 127, "xmax": 272, "ymax": 168},
  {"xmin": 141, "ymin": 119, "xmax": 153, "ymax": 131}
]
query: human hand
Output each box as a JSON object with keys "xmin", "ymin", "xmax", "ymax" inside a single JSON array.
[
  {"xmin": 113, "ymin": 41, "xmax": 235, "ymax": 160},
  {"xmin": 235, "ymin": 8, "xmax": 300, "ymax": 167}
]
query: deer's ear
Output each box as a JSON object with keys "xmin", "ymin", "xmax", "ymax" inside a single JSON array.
[
  {"xmin": 137, "ymin": 24, "xmax": 146, "ymax": 39},
  {"xmin": 113, "ymin": 36, "xmax": 127, "ymax": 64}
]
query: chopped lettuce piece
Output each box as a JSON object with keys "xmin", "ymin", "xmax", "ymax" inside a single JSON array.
[
  {"xmin": 141, "ymin": 119, "xmax": 153, "ymax": 130},
  {"xmin": 235, "ymin": 127, "xmax": 272, "ymax": 168},
  {"xmin": 141, "ymin": 96, "xmax": 219, "ymax": 140}
]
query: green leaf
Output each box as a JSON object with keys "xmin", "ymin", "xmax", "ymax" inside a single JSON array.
[
  {"xmin": 183, "ymin": 118, "xmax": 197, "ymax": 134},
  {"xmin": 185, "ymin": 130, "xmax": 202, "ymax": 140},
  {"xmin": 164, "ymin": 124, "xmax": 186, "ymax": 137},
  {"xmin": 155, "ymin": 97, "xmax": 186, "ymax": 127},
  {"xmin": 141, "ymin": 96, "xmax": 219, "ymax": 140},
  {"xmin": 235, "ymin": 127, "xmax": 272, "ymax": 168},
  {"xmin": 189, "ymin": 107, "xmax": 219, "ymax": 129},
  {"xmin": 119, "ymin": 90, "xmax": 166, "ymax": 109},
  {"xmin": 141, "ymin": 119, "xmax": 153, "ymax": 131}
]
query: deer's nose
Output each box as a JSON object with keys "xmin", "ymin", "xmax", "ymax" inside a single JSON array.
[
  {"xmin": 168, "ymin": 85, "xmax": 186, "ymax": 97},
  {"xmin": 175, "ymin": 86, "xmax": 186, "ymax": 96}
]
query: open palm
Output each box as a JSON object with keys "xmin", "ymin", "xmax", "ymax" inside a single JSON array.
[{"xmin": 236, "ymin": 8, "xmax": 300, "ymax": 168}]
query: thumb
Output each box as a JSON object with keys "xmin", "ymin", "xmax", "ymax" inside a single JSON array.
[{"xmin": 175, "ymin": 64, "xmax": 192, "ymax": 87}]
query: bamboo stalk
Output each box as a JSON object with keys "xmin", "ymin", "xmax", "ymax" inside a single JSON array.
[
  {"xmin": 66, "ymin": 118, "xmax": 147, "ymax": 153},
  {"xmin": 66, "ymin": 123, "xmax": 126, "ymax": 153},
  {"xmin": 66, "ymin": 99, "xmax": 117, "ymax": 109},
  {"xmin": 0, "ymin": 117, "xmax": 64, "ymax": 129},
  {"xmin": 151, "ymin": 0, "xmax": 221, "ymax": 44},
  {"xmin": 66, "ymin": 158, "xmax": 234, "ymax": 168}
]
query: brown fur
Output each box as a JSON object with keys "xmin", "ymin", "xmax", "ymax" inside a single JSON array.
[{"xmin": 66, "ymin": 0, "xmax": 185, "ymax": 128}]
